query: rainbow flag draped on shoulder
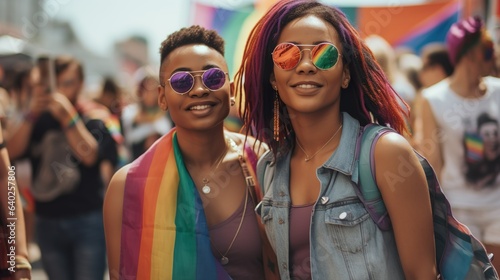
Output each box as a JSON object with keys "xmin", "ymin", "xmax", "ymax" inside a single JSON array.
[{"xmin": 119, "ymin": 128, "xmax": 232, "ymax": 279}]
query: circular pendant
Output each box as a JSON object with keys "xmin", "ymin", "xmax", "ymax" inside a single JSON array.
[
  {"xmin": 202, "ymin": 185, "xmax": 211, "ymax": 194},
  {"xmin": 220, "ymin": 256, "xmax": 229, "ymax": 265}
]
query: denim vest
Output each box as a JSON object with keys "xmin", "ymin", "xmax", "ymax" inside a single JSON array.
[{"xmin": 256, "ymin": 113, "xmax": 405, "ymax": 280}]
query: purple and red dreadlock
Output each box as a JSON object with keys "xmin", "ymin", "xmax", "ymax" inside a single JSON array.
[{"xmin": 234, "ymin": 0, "xmax": 409, "ymax": 157}]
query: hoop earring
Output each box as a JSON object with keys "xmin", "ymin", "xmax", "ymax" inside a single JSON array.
[{"xmin": 273, "ymin": 90, "xmax": 280, "ymax": 142}]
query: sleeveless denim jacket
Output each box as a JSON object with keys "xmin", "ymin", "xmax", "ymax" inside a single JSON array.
[{"xmin": 256, "ymin": 113, "xmax": 405, "ymax": 280}]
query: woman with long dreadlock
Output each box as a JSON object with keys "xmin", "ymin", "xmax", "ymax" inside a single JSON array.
[{"xmin": 234, "ymin": 1, "xmax": 436, "ymax": 279}]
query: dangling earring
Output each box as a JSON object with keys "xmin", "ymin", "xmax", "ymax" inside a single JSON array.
[
  {"xmin": 230, "ymin": 97, "xmax": 235, "ymax": 106},
  {"xmin": 273, "ymin": 88, "xmax": 280, "ymax": 142}
]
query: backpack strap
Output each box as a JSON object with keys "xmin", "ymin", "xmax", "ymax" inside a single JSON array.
[
  {"xmin": 355, "ymin": 124, "xmax": 394, "ymax": 231},
  {"xmin": 355, "ymin": 125, "xmax": 500, "ymax": 279},
  {"xmin": 243, "ymin": 145, "xmax": 280, "ymax": 280}
]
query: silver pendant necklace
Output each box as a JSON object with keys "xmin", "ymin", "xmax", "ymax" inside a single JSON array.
[
  {"xmin": 201, "ymin": 179, "xmax": 212, "ymax": 194},
  {"xmin": 200, "ymin": 140, "xmax": 228, "ymax": 194}
]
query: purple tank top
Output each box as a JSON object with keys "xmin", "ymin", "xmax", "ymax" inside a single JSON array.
[
  {"xmin": 209, "ymin": 193, "xmax": 264, "ymax": 280},
  {"xmin": 289, "ymin": 203, "xmax": 314, "ymax": 280}
]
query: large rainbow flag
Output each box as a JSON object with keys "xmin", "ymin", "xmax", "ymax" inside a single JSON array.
[
  {"xmin": 354, "ymin": 1, "xmax": 460, "ymax": 53},
  {"xmin": 192, "ymin": 0, "xmax": 462, "ymax": 75},
  {"xmin": 120, "ymin": 128, "xmax": 232, "ymax": 279}
]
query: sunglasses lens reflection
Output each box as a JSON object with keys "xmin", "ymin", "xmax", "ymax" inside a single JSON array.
[
  {"xmin": 169, "ymin": 68, "xmax": 227, "ymax": 94},
  {"xmin": 202, "ymin": 68, "xmax": 226, "ymax": 91},
  {"xmin": 170, "ymin": 72, "xmax": 194, "ymax": 94},
  {"xmin": 272, "ymin": 43, "xmax": 339, "ymax": 70},
  {"xmin": 272, "ymin": 43, "xmax": 301, "ymax": 70},
  {"xmin": 312, "ymin": 43, "xmax": 339, "ymax": 70}
]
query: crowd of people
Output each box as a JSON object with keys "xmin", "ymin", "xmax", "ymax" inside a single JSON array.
[{"xmin": 0, "ymin": 0, "xmax": 499, "ymax": 279}]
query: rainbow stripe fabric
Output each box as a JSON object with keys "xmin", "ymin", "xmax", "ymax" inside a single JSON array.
[
  {"xmin": 103, "ymin": 114, "xmax": 124, "ymax": 144},
  {"xmin": 120, "ymin": 128, "xmax": 232, "ymax": 279},
  {"xmin": 464, "ymin": 132, "xmax": 484, "ymax": 163}
]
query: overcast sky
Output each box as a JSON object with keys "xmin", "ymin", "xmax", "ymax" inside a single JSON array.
[
  {"xmin": 51, "ymin": 0, "xmax": 431, "ymax": 60},
  {"xmin": 52, "ymin": 0, "xmax": 191, "ymax": 59}
]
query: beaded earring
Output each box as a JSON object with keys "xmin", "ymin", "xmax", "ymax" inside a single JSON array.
[{"xmin": 273, "ymin": 88, "xmax": 280, "ymax": 141}]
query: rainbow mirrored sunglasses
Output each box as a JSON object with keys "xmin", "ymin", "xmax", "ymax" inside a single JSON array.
[
  {"xmin": 162, "ymin": 68, "xmax": 228, "ymax": 95},
  {"xmin": 272, "ymin": 42, "xmax": 341, "ymax": 71}
]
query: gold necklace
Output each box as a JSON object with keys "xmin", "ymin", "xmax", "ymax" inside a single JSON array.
[
  {"xmin": 296, "ymin": 124, "xmax": 343, "ymax": 162},
  {"xmin": 201, "ymin": 141, "xmax": 228, "ymax": 194},
  {"xmin": 211, "ymin": 186, "xmax": 248, "ymax": 265}
]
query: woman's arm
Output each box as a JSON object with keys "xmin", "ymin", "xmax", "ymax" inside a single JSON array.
[
  {"xmin": 375, "ymin": 132, "xmax": 437, "ymax": 280},
  {"xmin": 7, "ymin": 84, "xmax": 51, "ymax": 160},
  {"xmin": 48, "ymin": 93, "xmax": 99, "ymax": 167},
  {"xmin": 103, "ymin": 165, "xmax": 129, "ymax": 280}
]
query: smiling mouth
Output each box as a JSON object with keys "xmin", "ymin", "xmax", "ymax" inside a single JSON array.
[
  {"xmin": 189, "ymin": 104, "xmax": 212, "ymax": 111},
  {"xmin": 296, "ymin": 84, "xmax": 319, "ymax": 88}
]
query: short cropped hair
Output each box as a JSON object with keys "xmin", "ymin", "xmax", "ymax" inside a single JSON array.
[{"xmin": 159, "ymin": 25, "xmax": 225, "ymax": 67}]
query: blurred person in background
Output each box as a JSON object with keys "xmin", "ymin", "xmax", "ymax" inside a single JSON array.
[
  {"xmin": 8, "ymin": 66, "xmax": 32, "ymax": 127},
  {"xmin": 94, "ymin": 76, "xmax": 129, "ymax": 168},
  {"xmin": 365, "ymin": 35, "xmax": 416, "ymax": 139},
  {"xmin": 412, "ymin": 43, "xmax": 454, "ymax": 150},
  {"xmin": 95, "ymin": 76, "xmax": 124, "ymax": 118},
  {"xmin": 420, "ymin": 16, "xmax": 500, "ymax": 271},
  {"xmin": 398, "ymin": 52, "xmax": 423, "ymax": 95},
  {"xmin": 365, "ymin": 35, "xmax": 417, "ymax": 107},
  {"xmin": 0, "ymin": 53, "xmax": 33, "ymax": 137},
  {"xmin": 121, "ymin": 66, "xmax": 173, "ymax": 160},
  {"xmin": 397, "ymin": 51, "xmax": 423, "ymax": 147},
  {"xmin": 7, "ymin": 55, "xmax": 118, "ymax": 280},
  {"xmin": 6, "ymin": 62, "xmax": 40, "ymax": 265},
  {"xmin": 419, "ymin": 43, "xmax": 454, "ymax": 89}
]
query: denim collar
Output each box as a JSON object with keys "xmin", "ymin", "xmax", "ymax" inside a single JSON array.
[
  {"xmin": 268, "ymin": 112, "xmax": 361, "ymax": 190},
  {"xmin": 272, "ymin": 112, "xmax": 361, "ymax": 180},
  {"xmin": 321, "ymin": 112, "xmax": 360, "ymax": 178}
]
